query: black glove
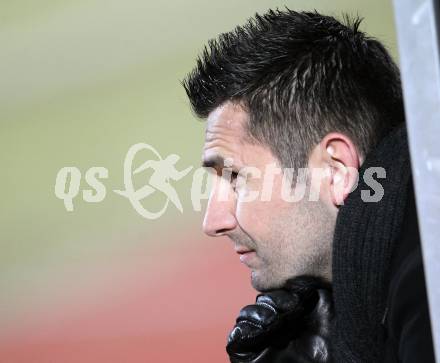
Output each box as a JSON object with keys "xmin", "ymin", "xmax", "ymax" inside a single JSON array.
[{"xmin": 226, "ymin": 276, "xmax": 333, "ymax": 363}]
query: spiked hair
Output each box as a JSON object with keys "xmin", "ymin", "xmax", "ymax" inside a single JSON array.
[{"xmin": 183, "ymin": 9, "xmax": 404, "ymax": 170}]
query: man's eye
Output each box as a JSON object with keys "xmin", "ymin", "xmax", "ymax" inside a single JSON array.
[
  {"xmin": 219, "ymin": 170, "xmax": 240, "ymax": 190},
  {"xmin": 230, "ymin": 171, "xmax": 239, "ymax": 190}
]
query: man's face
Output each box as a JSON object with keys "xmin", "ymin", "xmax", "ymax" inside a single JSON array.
[{"xmin": 201, "ymin": 101, "xmax": 336, "ymax": 291}]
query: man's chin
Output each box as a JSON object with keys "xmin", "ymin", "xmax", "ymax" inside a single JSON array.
[{"xmin": 250, "ymin": 269, "xmax": 284, "ymax": 292}]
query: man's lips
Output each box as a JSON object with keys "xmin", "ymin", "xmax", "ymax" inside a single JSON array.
[
  {"xmin": 235, "ymin": 246, "xmax": 254, "ymax": 254},
  {"xmin": 235, "ymin": 247, "xmax": 256, "ymax": 264}
]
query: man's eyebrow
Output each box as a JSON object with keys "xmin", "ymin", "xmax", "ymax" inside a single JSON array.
[{"xmin": 202, "ymin": 154, "xmax": 225, "ymax": 169}]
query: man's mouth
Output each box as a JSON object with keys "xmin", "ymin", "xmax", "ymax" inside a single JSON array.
[{"xmin": 235, "ymin": 246, "xmax": 257, "ymax": 265}]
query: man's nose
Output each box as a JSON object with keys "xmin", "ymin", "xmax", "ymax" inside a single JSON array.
[{"xmin": 202, "ymin": 189, "xmax": 237, "ymax": 237}]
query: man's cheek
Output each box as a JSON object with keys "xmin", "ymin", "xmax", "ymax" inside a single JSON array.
[
  {"xmin": 235, "ymin": 199, "xmax": 267, "ymax": 227},
  {"xmin": 234, "ymin": 201, "xmax": 251, "ymax": 229},
  {"xmin": 235, "ymin": 177, "xmax": 261, "ymax": 203}
]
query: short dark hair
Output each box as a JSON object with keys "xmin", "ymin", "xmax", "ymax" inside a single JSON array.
[{"xmin": 182, "ymin": 8, "xmax": 404, "ymax": 170}]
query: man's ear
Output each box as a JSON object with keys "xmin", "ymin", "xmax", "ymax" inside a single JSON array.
[{"xmin": 320, "ymin": 133, "xmax": 362, "ymax": 207}]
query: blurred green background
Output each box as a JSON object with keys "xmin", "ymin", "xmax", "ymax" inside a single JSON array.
[{"xmin": 0, "ymin": 1, "xmax": 398, "ymax": 362}]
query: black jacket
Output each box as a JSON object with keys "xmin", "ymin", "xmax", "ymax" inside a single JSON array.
[
  {"xmin": 383, "ymin": 180, "xmax": 435, "ymax": 362},
  {"xmin": 331, "ymin": 125, "xmax": 435, "ymax": 362}
]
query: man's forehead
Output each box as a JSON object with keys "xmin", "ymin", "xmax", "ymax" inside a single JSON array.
[
  {"xmin": 202, "ymin": 103, "xmax": 250, "ymax": 169},
  {"xmin": 206, "ymin": 102, "xmax": 248, "ymax": 134}
]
